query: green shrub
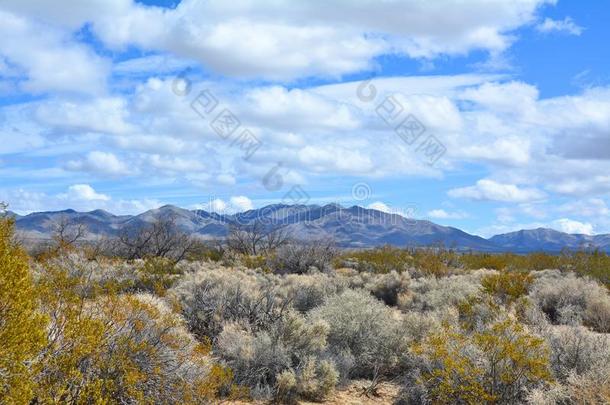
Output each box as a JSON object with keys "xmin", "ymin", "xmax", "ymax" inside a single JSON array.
[{"xmin": 481, "ymin": 271, "xmax": 533, "ymax": 305}]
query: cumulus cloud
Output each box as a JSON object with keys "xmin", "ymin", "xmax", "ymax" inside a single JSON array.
[
  {"xmin": 367, "ymin": 201, "xmax": 392, "ymax": 213},
  {"xmin": 2, "ymin": 0, "xmax": 551, "ymax": 80},
  {"xmin": 61, "ymin": 184, "xmax": 110, "ymax": 201},
  {"xmin": 230, "ymin": 196, "xmax": 254, "ymax": 212},
  {"xmin": 427, "ymin": 209, "xmax": 468, "ymax": 219},
  {"xmin": 195, "ymin": 195, "xmax": 254, "ymax": 213},
  {"xmin": 552, "ymin": 218, "xmax": 594, "ymax": 235},
  {"xmin": 536, "ymin": 17, "xmax": 583, "ymax": 36},
  {"xmin": 367, "ymin": 201, "xmax": 418, "ymax": 220},
  {"xmin": 448, "ymin": 179, "xmax": 545, "ymax": 203},
  {"xmin": 0, "ymin": 9, "xmax": 109, "ymax": 94}
]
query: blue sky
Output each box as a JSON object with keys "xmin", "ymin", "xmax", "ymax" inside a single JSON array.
[{"xmin": 1, "ymin": 0, "xmax": 610, "ymax": 237}]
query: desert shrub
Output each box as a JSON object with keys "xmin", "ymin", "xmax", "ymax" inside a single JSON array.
[
  {"xmin": 528, "ymin": 271, "xmax": 610, "ymax": 332},
  {"xmin": 170, "ymin": 264, "xmax": 288, "ymax": 340},
  {"xmin": 412, "ymin": 318, "xmax": 552, "ymax": 404},
  {"xmin": 32, "ymin": 252, "xmax": 140, "ymax": 296},
  {"xmin": 541, "ymin": 325, "xmax": 610, "ymax": 382},
  {"xmin": 527, "ymin": 325, "xmax": 610, "ymax": 404},
  {"xmin": 310, "ymin": 289, "xmax": 408, "ymax": 382},
  {"xmin": 240, "ymin": 254, "xmax": 269, "ymax": 270},
  {"xmin": 401, "ymin": 310, "xmax": 448, "ymax": 344},
  {"xmin": 185, "ymin": 240, "xmax": 225, "ymax": 262},
  {"xmin": 277, "ymin": 358, "xmax": 338, "ymax": 403},
  {"xmin": 280, "ymin": 272, "xmax": 347, "ymax": 312},
  {"xmin": 216, "ymin": 311, "xmax": 337, "ymax": 402},
  {"xmin": 563, "ymin": 249, "xmax": 610, "ymax": 286},
  {"xmin": 481, "ymin": 271, "xmax": 534, "ymax": 305},
  {"xmin": 400, "ymin": 271, "xmax": 487, "ymax": 312},
  {"xmin": 410, "ymin": 247, "xmax": 457, "ymax": 277},
  {"xmin": 132, "ymin": 256, "xmax": 183, "ymax": 295},
  {"xmin": 456, "ymin": 296, "xmax": 503, "ymax": 332},
  {"xmin": 33, "ymin": 255, "xmax": 233, "ymax": 403},
  {"xmin": 344, "ymin": 270, "xmax": 411, "ymax": 306},
  {"xmin": 0, "ymin": 216, "xmax": 47, "ymax": 403},
  {"xmin": 337, "ymin": 245, "xmax": 413, "ymax": 273},
  {"xmin": 460, "ymin": 252, "xmax": 513, "ymax": 270},
  {"xmin": 270, "ymin": 239, "xmax": 337, "ymax": 274},
  {"xmin": 117, "ymin": 215, "xmax": 196, "ymax": 261},
  {"xmin": 460, "ymin": 252, "xmax": 561, "ymax": 272},
  {"xmin": 33, "ymin": 253, "xmax": 186, "ymax": 297}
]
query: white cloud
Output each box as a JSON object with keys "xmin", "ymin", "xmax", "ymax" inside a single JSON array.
[
  {"xmin": 195, "ymin": 195, "xmax": 254, "ymax": 213},
  {"xmin": 0, "ymin": 10, "xmax": 109, "ymax": 94},
  {"xmin": 146, "ymin": 155, "xmax": 205, "ymax": 173},
  {"xmin": 243, "ymin": 86, "xmax": 359, "ymax": 131},
  {"xmin": 35, "ymin": 97, "xmax": 132, "ymax": 135},
  {"xmin": 66, "ymin": 151, "xmax": 131, "ymax": 176},
  {"xmin": 198, "ymin": 198, "xmax": 227, "ymax": 213},
  {"xmin": 558, "ymin": 198, "xmax": 610, "ymax": 217},
  {"xmin": 552, "ymin": 218, "xmax": 593, "ymax": 235},
  {"xmin": 1, "ymin": 187, "xmax": 162, "ymax": 215},
  {"xmin": 449, "ymin": 179, "xmax": 545, "ymax": 203},
  {"xmin": 367, "ymin": 201, "xmax": 418, "ymax": 220},
  {"xmin": 2, "ymin": 0, "xmax": 551, "ymax": 80},
  {"xmin": 536, "ymin": 17, "xmax": 583, "ymax": 36},
  {"xmin": 427, "ymin": 209, "xmax": 468, "ymax": 219},
  {"xmin": 230, "ymin": 196, "xmax": 254, "ymax": 212},
  {"xmin": 61, "ymin": 184, "xmax": 110, "ymax": 201},
  {"xmin": 367, "ymin": 201, "xmax": 392, "ymax": 213}
]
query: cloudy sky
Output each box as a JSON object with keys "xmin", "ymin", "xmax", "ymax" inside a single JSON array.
[{"xmin": 1, "ymin": 0, "xmax": 609, "ymax": 237}]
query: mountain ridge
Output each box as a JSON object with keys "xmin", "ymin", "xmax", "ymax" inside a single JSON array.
[{"xmin": 10, "ymin": 204, "xmax": 610, "ymax": 252}]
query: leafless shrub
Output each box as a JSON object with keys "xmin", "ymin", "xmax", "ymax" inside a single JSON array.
[
  {"xmin": 51, "ymin": 215, "xmax": 88, "ymax": 248},
  {"xmin": 117, "ymin": 214, "xmax": 195, "ymax": 262},
  {"xmin": 226, "ymin": 221, "xmax": 290, "ymax": 256},
  {"xmin": 270, "ymin": 238, "xmax": 337, "ymax": 274}
]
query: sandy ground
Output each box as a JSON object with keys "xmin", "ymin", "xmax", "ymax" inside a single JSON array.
[{"xmin": 226, "ymin": 380, "xmax": 401, "ymax": 404}]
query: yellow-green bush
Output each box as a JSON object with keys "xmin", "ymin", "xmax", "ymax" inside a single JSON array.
[
  {"xmin": 135, "ymin": 257, "xmax": 183, "ymax": 295},
  {"xmin": 481, "ymin": 271, "xmax": 534, "ymax": 304},
  {"xmin": 335, "ymin": 245, "xmax": 413, "ymax": 274},
  {"xmin": 0, "ymin": 217, "xmax": 47, "ymax": 403},
  {"xmin": 413, "ymin": 318, "xmax": 552, "ymax": 404}
]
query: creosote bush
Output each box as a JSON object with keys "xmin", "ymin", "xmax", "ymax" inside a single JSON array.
[
  {"xmin": 481, "ymin": 271, "xmax": 534, "ymax": 305},
  {"xmin": 412, "ymin": 317, "xmax": 552, "ymax": 404},
  {"xmin": 0, "ymin": 217, "xmax": 47, "ymax": 403},
  {"xmin": 32, "ymin": 256, "xmax": 237, "ymax": 403}
]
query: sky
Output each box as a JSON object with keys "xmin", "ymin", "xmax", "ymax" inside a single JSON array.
[{"xmin": 1, "ymin": 0, "xmax": 610, "ymax": 237}]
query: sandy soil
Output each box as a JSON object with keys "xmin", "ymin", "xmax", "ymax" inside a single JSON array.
[{"xmin": 226, "ymin": 380, "xmax": 401, "ymax": 405}]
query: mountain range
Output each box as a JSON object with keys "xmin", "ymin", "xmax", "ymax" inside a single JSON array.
[{"xmin": 7, "ymin": 204, "xmax": 609, "ymax": 252}]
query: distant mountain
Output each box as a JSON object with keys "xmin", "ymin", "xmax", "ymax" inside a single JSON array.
[
  {"xmin": 12, "ymin": 204, "xmax": 610, "ymax": 252},
  {"xmin": 488, "ymin": 228, "xmax": 602, "ymax": 253}
]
